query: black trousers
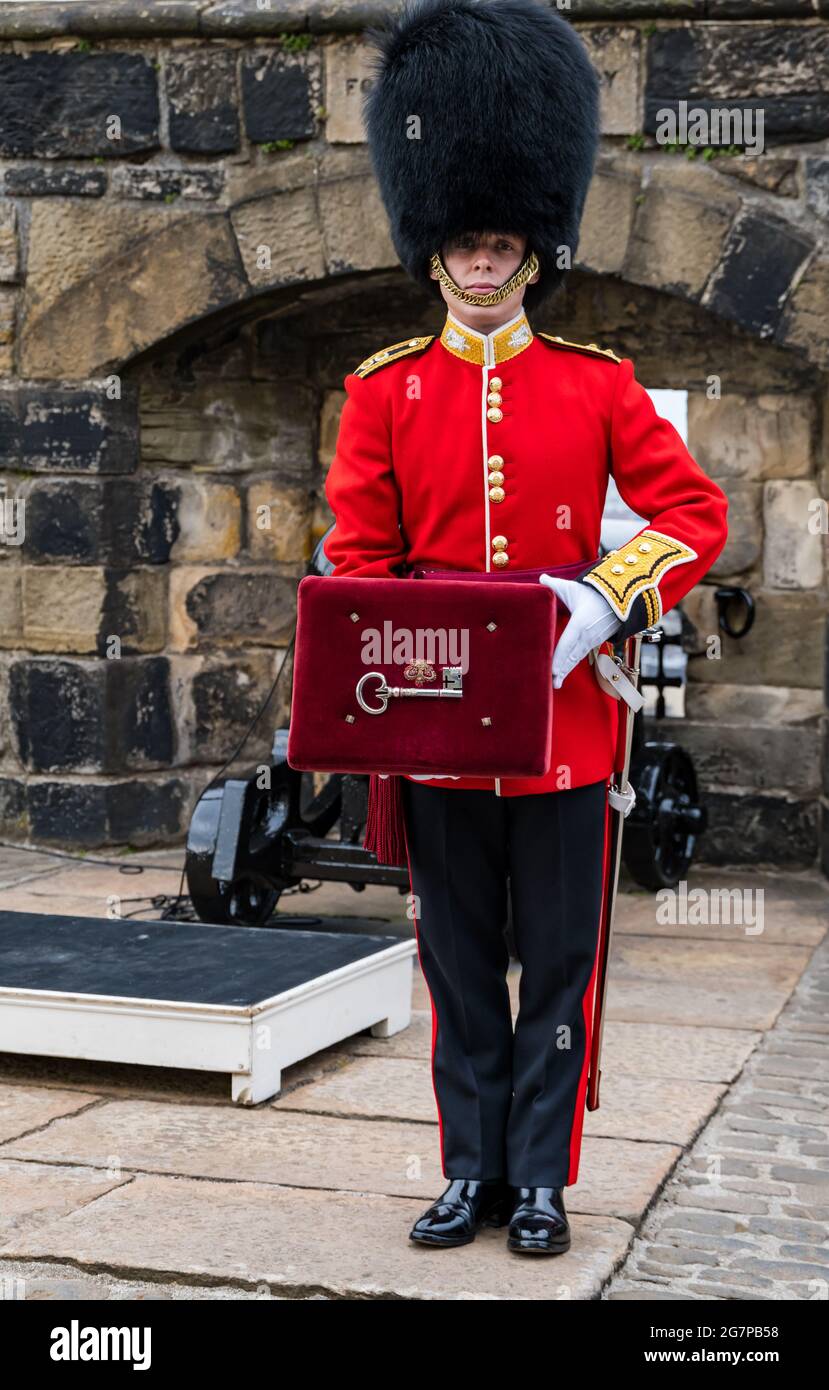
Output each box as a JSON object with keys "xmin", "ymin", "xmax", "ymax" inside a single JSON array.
[{"xmin": 401, "ymin": 776, "xmax": 610, "ymax": 1189}]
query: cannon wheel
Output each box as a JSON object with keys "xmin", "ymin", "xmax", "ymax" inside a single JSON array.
[
  {"xmin": 186, "ymin": 765, "xmax": 343, "ymax": 927},
  {"xmin": 622, "ymin": 742, "xmax": 707, "ymax": 891}
]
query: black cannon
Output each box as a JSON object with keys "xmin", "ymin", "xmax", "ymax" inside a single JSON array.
[
  {"xmin": 622, "ymin": 607, "xmax": 707, "ymax": 891},
  {"xmin": 185, "ymin": 746, "xmax": 409, "ymax": 926},
  {"xmin": 184, "ymin": 528, "xmax": 726, "ymax": 924}
]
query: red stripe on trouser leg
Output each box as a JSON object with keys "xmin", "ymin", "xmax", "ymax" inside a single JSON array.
[
  {"xmin": 566, "ymin": 784, "xmax": 613, "ymax": 1187},
  {"xmin": 404, "ymin": 838, "xmax": 447, "ymax": 1178}
]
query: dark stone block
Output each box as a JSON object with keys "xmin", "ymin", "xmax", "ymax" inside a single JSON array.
[
  {"xmin": 706, "ymin": 2, "xmax": 814, "ymax": 14},
  {"xmin": 27, "ymin": 781, "xmax": 108, "ymax": 848},
  {"xmin": 2, "ymin": 166, "xmax": 107, "ymax": 197},
  {"xmin": 0, "ymin": 52, "xmax": 159, "ymax": 158},
  {"xmin": 706, "ymin": 212, "xmax": 813, "ymax": 338},
  {"xmin": 191, "ymin": 660, "xmax": 274, "ymax": 763},
  {"xmin": 577, "ymin": 0, "xmax": 699, "ymax": 12},
  {"xmin": 111, "ymin": 166, "xmax": 225, "ymax": 201},
  {"xmin": 22, "ymin": 480, "xmax": 104, "ymax": 563},
  {"xmin": 106, "ymin": 778, "xmax": 187, "ymax": 845},
  {"xmin": 169, "ymin": 108, "xmax": 239, "ymax": 157},
  {"xmin": 0, "ymin": 395, "xmax": 17, "ymax": 468},
  {"xmin": 100, "ymin": 569, "xmax": 165, "ymax": 656},
  {"xmin": 103, "ymin": 481, "xmax": 179, "ymax": 564},
  {"xmin": 805, "ymin": 157, "xmax": 829, "ymax": 222},
  {"xmin": 21, "ymin": 478, "xmax": 178, "ymax": 565},
  {"xmin": 10, "ymin": 657, "xmax": 176, "ymax": 774},
  {"xmin": 698, "ymin": 791, "xmax": 819, "ymax": 868},
  {"xmin": 167, "ymin": 49, "xmax": 240, "ymax": 155},
  {"xmin": 0, "ymin": 383, "xmax": 140, "ymax": 475},
  {"xmin": 645, "ymin": 25, "xmax": 829, "ymax": 142},
  {"xmin": 645, "ymin": 95, "xmax": 829, "ymax": 144},
  {"xmin": 0, "ymin": 778, "xmax": 27, "ymax": 842},
  {"xmin": 241, "ymin": 53, "xmax": 316, "ymax": 143},
  {"xmin": 104, "ymin": 658, "xmax": 174, "ymax": 769},
  {"xmin": 11, "ymin": 660, "xmax": 103, "ymax": 772},
  {"xmin": 185, "ymin": 571, "xmax": 297, "ymax": 644}
]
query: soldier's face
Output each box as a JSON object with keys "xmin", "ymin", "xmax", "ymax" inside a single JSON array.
[{"xmin": 432, "ymin": 230, "xmax": 538, "ymax": 327}]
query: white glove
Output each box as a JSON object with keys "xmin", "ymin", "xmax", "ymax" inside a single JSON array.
[{"xmin": 539, "ymin": 575, "xmax": 622, "ymax": 688}]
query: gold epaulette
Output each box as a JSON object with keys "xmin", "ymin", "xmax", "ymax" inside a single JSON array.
[
  {"xmin": 537, "ymin": 332, "xmax": 622, "ymax": 364},
  {"xmin": 353, "ymin": 335, "xmax": 435, "ymax": 378}
]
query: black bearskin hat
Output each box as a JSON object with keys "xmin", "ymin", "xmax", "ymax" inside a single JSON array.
[{"xmin": 362, "ymin": 0, "xmax": 600, "ymax": 312}]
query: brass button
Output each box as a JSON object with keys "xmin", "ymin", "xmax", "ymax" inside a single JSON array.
[
  {"xmin": 487, "ymin": 391, "xmax": 502, "ymax": 406},
  {"xmin": 624, "ymin": 554, "xmax": 637, "ymax": 565},
  {"xmin": 487, "ymin": 407, "xmax": 503, "ymax": 423},
  {"xmin": 491, "ymin": 535, "xmax": 508, "ymax": 550},
  {"xmin": 638, "ymin": 541, "xmax": 652, "ymax": 553},
  {"xmin": 489, "ymin": 486, "xmax": 505, "ymax": 503},
  {"xmin": 611, "ymin": 563, "xmax": 625, "ymax": 575},
  {"xmin": 489, "ymin": 376, "xmax": 502, "ymax": 390},
  {"xmin": 487, "ymin": 454, "xmax": 504, "ymax": 468},
  {"xmin": 492, "ymin": 551, "xmax": 509, "ymax": 567},
  {"xmin": 487, "ymin": 469, "xmax": 504, "ymax": 486}
]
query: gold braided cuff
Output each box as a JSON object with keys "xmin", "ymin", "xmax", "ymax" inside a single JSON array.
[{"xmin": 583, "ymin": 528, "xmax": 698, "ymax": 622}]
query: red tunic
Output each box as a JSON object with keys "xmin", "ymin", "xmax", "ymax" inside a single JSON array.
[{"xmin": 323, "ymin": 308, "xmax": 728, "ymax": 795}]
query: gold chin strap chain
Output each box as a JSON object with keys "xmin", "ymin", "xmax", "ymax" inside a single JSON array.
[{"xmin": 429, "ymin": 250, "xmax": 539, "ymax": 307}]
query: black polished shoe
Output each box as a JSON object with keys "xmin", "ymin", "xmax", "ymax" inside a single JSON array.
[
  {"xmin": 409, "ymin": 1178, "xmax": 512, "ymax": 1248},
  {"xmin": 507, "ymin": 1186, "xmax": 571, "ymax": 1255}
]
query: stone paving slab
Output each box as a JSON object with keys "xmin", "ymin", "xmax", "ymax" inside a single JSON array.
[
  {"xmin": 0, "ymin": 1256, "xmax": 294, "ymax": 1295},
  {"xmin": 0, "ymin": 1083, "xmax": 104, "ymax": 1142},
  {"xmin": 0, "ymin": 1095, "xmax": 679, "ymax": 1223},
  {"xmin": 0, "ymin": 864, "xmax": 190, "ymax": 920},
  {"xmin": 2, "ymin": 1101, "xmax": 448, "ymax": 1199},
  {"xmin": 0, "ymin": 1171, "xmax": 635, "ymax": 1300},
  {"xmin": 0, "ymin": 1159, "xmax": 130, "ymax": 1246},
  {"xmin": 613, "ymin": 870, "xmax": 828, "ymax": 946},
  {"xmin": 601, "ymin": 935, "xmax": 811, "ymax": 1031},
  {"xmin": 337, "ymin": 1012, "xmax": 761, "ymax": 1085},
  {"xmin": 271, "ymin": 1052, "xmax": 726, "ymax": 1149},
  {"xmin": 0, "ymin": 847, "xmax": 67, "ymax": 890},
  {"xmin": 0, "ymin": 1259, "xmax": 274, "ymax": 1300},
  {"xmin": 410, "ymin": 935, "xmax": 811, "ymax": 1021}
]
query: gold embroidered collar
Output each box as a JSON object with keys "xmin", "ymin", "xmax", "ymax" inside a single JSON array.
[{"xmin": 439, "ymin": 309, "xmax": 534, "ymax": 367}]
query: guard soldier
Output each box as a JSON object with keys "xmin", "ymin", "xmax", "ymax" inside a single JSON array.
[{"xmin": 323, "ymin": 0, "xmax": 728, "ymax": 1255}]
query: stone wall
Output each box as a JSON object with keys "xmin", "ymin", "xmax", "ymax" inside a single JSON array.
[{"xmin": 0, "ymin": 1, "xmax": 827, "ymax": 869}]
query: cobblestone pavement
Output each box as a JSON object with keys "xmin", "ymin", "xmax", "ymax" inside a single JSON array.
[{"xmin": 607, "ymin": 933, "xmax": 829, "ymax": 1301}]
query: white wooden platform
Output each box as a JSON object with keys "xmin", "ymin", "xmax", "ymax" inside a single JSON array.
[{"xmin": 0, "ymin": 912, "xmax": 416, "ymax": 1104}]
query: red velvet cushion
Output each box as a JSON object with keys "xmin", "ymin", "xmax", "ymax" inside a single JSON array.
[{"xmin": 287, "ymin": 575, "xmax": 557, "ymax": 777}]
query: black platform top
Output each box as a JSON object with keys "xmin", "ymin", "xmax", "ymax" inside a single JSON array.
[{"xmin": 0, "ymin": 912, "xmax": 406, "ymax": 1009}]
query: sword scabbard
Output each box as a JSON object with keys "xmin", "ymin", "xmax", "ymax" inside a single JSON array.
[{"xmin": 586, "ymin": 629, "xmax": 649, "ymax": 1111}]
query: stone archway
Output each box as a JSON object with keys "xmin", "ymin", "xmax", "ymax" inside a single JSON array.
[{"xmin": 13, "ymin": 147, "xmax": 829, "ymax": 382}]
